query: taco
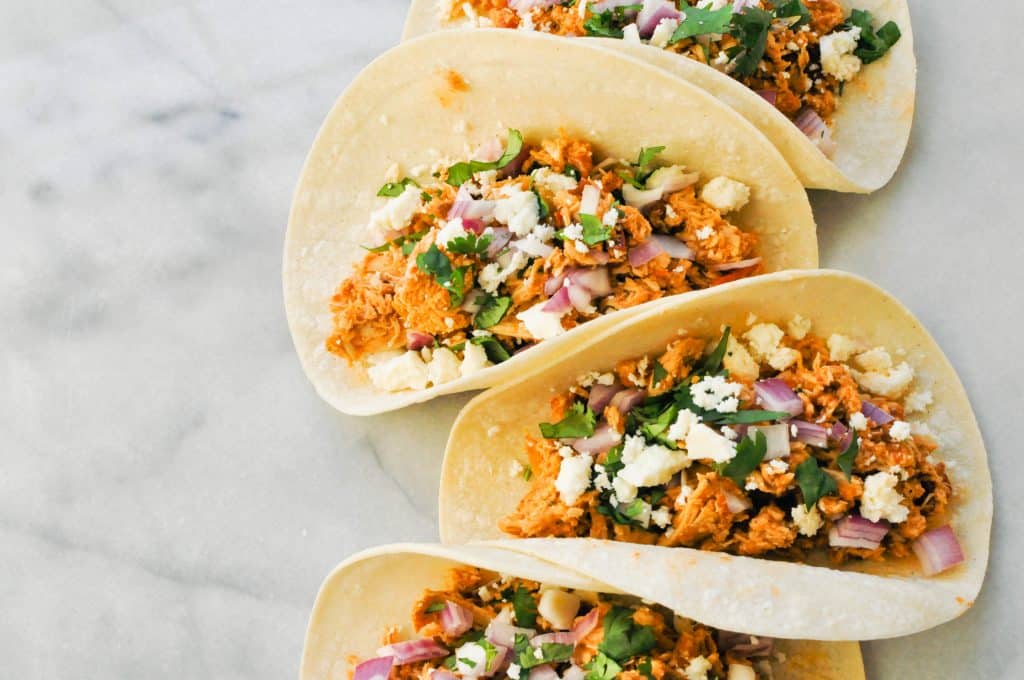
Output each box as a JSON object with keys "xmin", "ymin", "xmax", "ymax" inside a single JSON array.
[
  {"xmin": 440, "ymin": 270, "xmax": 991, "ymax": 639},
  {"xmin": 284, "ymin": 30, "xmax": 816, "ymax": 416},
  {"xmin": 300, "ymin": 543, "xmax": 864, "ymax": 680},
  {"xmin": 402, "ymin": 1, "xmax": 915, "ymax": 193}
]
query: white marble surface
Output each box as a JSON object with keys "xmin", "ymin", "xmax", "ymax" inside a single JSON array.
[{"xmin": 1, "ymin": 2, "xmax": 1020, "ymax": 677}]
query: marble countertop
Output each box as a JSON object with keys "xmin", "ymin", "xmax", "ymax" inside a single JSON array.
[{"xmin": 2, "ymin": 1, "xmax": 1020, "ymax": 677}]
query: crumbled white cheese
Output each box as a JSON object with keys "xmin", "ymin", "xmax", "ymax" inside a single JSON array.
[
  {"xmin": 855, "ymin": 347, "xmax": 893, "ymax": 372},
  {"xmin": 827, "ymin": 333, "xmax": 862, "ymax": 361},
  {"xmin": 650, "ymin": 18, "xmax": 679, "ymax": 49},
  {"xmin": 860, "ymin": 471, "xmax": 910, "ymax": 523},
  {"xmin": 454, "ymin": 642, "xmax": 491, "ymax": 676},
  {"xmin": 593, "ymin": 467, "xmax": 612, "ymax": 492},
  {"xmin": 435, "ymin": 217, "xmax": 469, "ymax": 247},
  {"xmin": 460, "ymin": 342, "xmax": 493, "ymax": 377},
  {"xmin": 849, "ymin": 411, "xmax": 869, "ymax": 431},
  {"xmin": 767, "ymin": 347, "xmax": 800, "ymax": 371},
  {"xmin": 494, "ymin": 186, "xmax": 540, "ymax": 237},
  {"xmin": 478, "ymin": 250, "xmax": 529, "ymax": 294},
  {"xmin": 696, "ymin": 225, "xmax": 715, "ymax": 240},
  {"xmin": 690, "ymin": 375, "xmax": 742, "ymax": 413},
  {"xmin": 722, "ymin": 334, "xmax": 759, "ymax": 381},
  {"xmin": 904, "ymin": 388, "xmax": 933, "ymax": 414},
  {"xmin": 622, "ymin": 22, "xmax": 641, "ymax": 44},
  {"xmin": 685, "ymin": 423, "xmax": 738, "ymax": 463},
  {"xmin": 602, "ymin": 207, "xmax": 619, "ymax": 227},
  {"xmin": 555, "ymin": 454, "xmax": 593, "ymax": 506},
  {"xmin": 851, "ymin": 361, "xmax": 915, "ymax": 398},
  {"xmin": 507, "ymin": 663, "xmax": 522, "ymax": 680},
  {"xmin": 612, "ymin": 475, "xmax": 638, "ymax": 504},
  {"xmin": 787, "ymin": 314, "xmax": 812, "ymax": 340},
  {"xmin": 531, "ymin": 167, "xmax": 578, "ymax": 194},
  {"xmin": 367, "ymin": 186, "xmax": 423, "ymax": 240},
  {"xmin": 768, "ymin": 458, "xmax": 789, "ymax": 473},
  {"xmin": 619, "ymin": 442, "xmax": 690, "ymax": 488},
  {"xmin": 367, "ymin": 351, "xmax": 429, "ymax": 391},
  {"xmin": 743, "ymin": 323, "xmax": 785, "ymax": 361},
  {"xmin": 820, "ymin": 27, "xmax": 863, "ymax": 82},
  {"xmin": 721, "ymin": 426, "xmax": 739, "ymax": 442},
  {"xmin": 427, "ymin": 347, "xmax": 462, "ymax": 386},
  {"xmin": 509, "ymin": 460, "xmax": 524, "ymax": 477},
  {"xmin": 516, "ymin": 301, "xmax": 566, "ymax": 340},
  {"xmin": 579, "ymin": 371, "xmax": 615, "ymax": 388},
  {"xmin": 791, "ymin": 504, "xmax": 823, "ymax": 537},
  {"xmin": 700, "ymin": 176, "xmax": 751, "ymax": 213},
  {"xmin": 889, "ymin": 420, "xmax": 912, "ymax": 441},
  {"xmin": 684, "ymin": 655, "xmax": 713, "ymax": 680},
  {"xmin": 651, "ymin": 507, "xmax": 672, "ymax": 529},
  {"xmin": 667, "ymin": 408, "xmax": 703, "ymax": 442}
]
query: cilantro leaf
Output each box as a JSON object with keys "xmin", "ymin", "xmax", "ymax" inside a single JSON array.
[
  {"xmin": 416, "ymin": 244, "xmax": 468, "ymax": 306},
  {"xmin": 425, "ymin": 602, "xmax": 446, "ymax": 613},
  {"xmin": 377, "ymin": 177, "xmax": 419, "ymax": 197},
  {"xmin": 534, "ymin": 188, "xmax": 551, "ymax": 220},
  {"xmin": 720, "ymin": 430, "xmax": 766, "ymax": 486},
  {"xmin": 795, "ymin": 456, "xmax": 838, "ymax": 509},
  {"xmin": 363, "ymin": 229, "xmax": 427, "ymax": 254},
  {"xmin": 837, "ymin": 430, "xmax": 859, "ymax": 479},
  {"xmin": 670, "ymin": 5, "xmax": 733, "ymax": 43},
  {"xmin": 585, "ymin": 652, "xmax": 622, "ymax": 680},
  {"xmin": 583, "ymin": 4, "xmax": 641, "ymax": 38},
  {"xmin": 697, "ymin": 327, "xmax": 731, "ymax": 375},
  {"xmin": 728, "ymin": 7, "xmax": 773, "ymax": 78},
  {"xmin": 522, "ymin": 464, "xmax": 533, "ymax": 481},
  {"xmin": 846, "ymin": 9, "xmax": 901, "ymax": 64},
  {"xmin": 446, "ymin": 233, "xmax": 492, "ymax": 256},
  {"xmin": 518, "ymin": 642, "xmax": 574, "ymax": 670},
  {"xmin": 598, "ymin": 606, "xmax": 656, "ymax": 663},
  {"xmin": 638, "ymin": 657, "xmax": 654, "ymax": 680},
  {"xmin": 474, "ymin": 295, "xmax": 511, "ymax": 329},
  {"xmin": 512, "ymin": 587, "xmax": 537, "ymax": 628},
  {"xmin": 468, "ymin": 335, "xmax": 511, "ymax": 363},
  {"xmin": 446, "ymin": 129, "xmax": 524, "ymax": 186},
  {"xmin": 579, "ymin": 213, "xmax": 613, "ymax": 246},
  {"xmin": 652, "ymin": 360, "xmax": 669, "ymax": 386},
  {"xmin": 715, "ymin": 409, "xmax": 792, "ymax": 425},
  {"xmin": 773, "ymin": 0, "xmax": 811, "ymax": 28},
  {"xmin": 635, "ymin": 145, "xmax": 665, "ymax": 180},
  {"xmin": 638, "ymin": 403, "xmax": 678, "ymax": 448},
  {"xmin": 539, "ymin": 402, "xmax": 596, "ymax": 439}
]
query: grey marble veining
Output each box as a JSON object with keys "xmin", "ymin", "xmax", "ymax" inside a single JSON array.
[{"xmin": 1, "ymin": 2, "xmax": 1021, "ymax": 678}]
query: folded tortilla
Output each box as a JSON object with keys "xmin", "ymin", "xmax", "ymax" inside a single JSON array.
[
  {"xmin": 284, "ymin": 30, "xmax": 816, "ymax": 416},
  {"xmin": 300, "ymin": 543, "xmax": 864, "ymax": 680},
  {"xmin": 439, "ymin": 270, "xmax": 991, "ymax": 639},
  {"xmin": 403, "ymin": 2, "xmax": 915, "ymax": 193}
]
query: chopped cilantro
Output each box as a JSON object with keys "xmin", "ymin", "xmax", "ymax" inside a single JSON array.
[
  {"xmin": 416, "ymin": 244, "xmax": 468, "ymax": 306},
  {"xmin": 522, "ymin": 464, "xmax": 533, "ymax": 482},
  {"xmin": 539, "ymin": 402, "xmax": 597, "ymax": 439},
  {"xmin": 652, "ymin": 360, "xmax": 668, "ymax": 386},
  {"xmin": 474, "ymin": 295, "xmax": 511, "ymax": 329},
  {"xmin": 512, "ymin": 586, "xmax": 537, "ymax": 628},
  {"xmin": 469, "ymin": 335, "xmax": 512, "ymax": 363},
  {"xmin": 446, "ymin": 129, "xmax": 524, "ymax": 186},
  {"xmin": 716, "ymin": 409, "xmax": 792, "ymax": 425},
  {"xmin": 579, "ymin": 213, "xmax": 613, "ymax": 245},
  {"xmin": 697, "ymin": 327, "xmax": 731, "ymax": 375},
  {"xmin": 621, "ymin": 499, "xmax": 648, "ymax": 519},
  {"xmin": 773, "ymin": 0, "xmax": 811, "ymax": 28},
  {"xmin": 720, "ymin": 430, "xmax": 766, "ymax": 486},
  {"xmin": 585, "ymin": 652, "xmax": 622, "ymax": 680},
  {"xmin": 846, "ymin": 9, "xmax": 901, "ymax": 64},
  {"xmin": 425, "ymin": 601, "xmax": 446, "ymax": 613},
  {"xmin": 534, "ymin": 188, "xmax": 551, "ymax": 220},
  {"xmin": 638, "ymin": 657, "xmax": 654, "ymax": 680},
  {"xmin": 598, "ymin": 606, "xmax": 656, "ymax": 662},
  {"xmin": 669, "ymin": 5, "xmax": 733, "ymax": 44},
  {"xmin": 795, "ymin": 456, "xmax": 838, "ymax": 509},
  {"xmin": 728, "ymin": 7, "xmax": 773, "ymax": 78},
  {"xmin": 583, "ymin": 4, "xmax": 640, "ymax": 38},
  {"xmin": 446, "ymin": 232, "xmax": 492, "ymax": 256},
  {"xmin": 837, "ymin": 430, "xmax": 860, "ymax": 478},
  {"xmin": 518, "ymin": 642, "xmax": 574, "ymax": 670},
  {"xmin": 363, "ymin": 229, "xmax": 426, "ymax": 254},
  {"xmin": 376, "ymin": 177, "xmax": 419, "ymax": 197},
  {"xmin": 638, "ymin": 403, "xmax": 678, "ymax": 448}
]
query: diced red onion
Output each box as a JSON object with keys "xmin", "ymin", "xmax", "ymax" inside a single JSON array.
[
  {"xmin": 754, "ymin": 379, "xmax": 803, "ymax": 417},
  {"xmin": 570, "ymin": 608, "xmax": 600, "ymax": 641},
  {"xmin": 479, "ymin": 645, "xmax": 509, "ymax": 677},
  {"xmin": 637, "ymin": 0, "xmax": 682, "ymax": 38},
  {"xmin": 717, "ymin": 630, "xmax": 775, "ymax": 657},
  {"xmin": 463, "ymin": 217, "xmax": 486, "ymax": 234},
  {"xmin": 588, "ymin": 384, "xmax": 623, "ymax": 414},
  {"xmin": 610, "ymin": 389, "xmax": 647, "ymax": 414},
  {"xmin": 621, "ymin": 183, "xmax": 664, "ymax": 208},
  {"xmin": 828, "ymin": 421, "xmax": 853, "ymax": 451},
  {"xmin": 656, "ymin": 171, "xmax": 700, "ymax": 194},
  {"xmin": 588, "ymin": 249, "xmax": 611, "ymax": 264},
  {"xmin": 447, "ymin": 184, "xmax": 474, "ymax": 219},
  {"xmin": 566, "ymin": 282, "xmax": 595, "ymax": 313},
  {"xmin": 566, "ymin": 267, "xmax": 611, "ymax": 296},
  {"xmin": 733, "ymin": 0, "xmax": 759, "ymax": 13},
  {"xmin": 497, "ymin": 145, "xmax": 531, "ymax": 179},
  {"xmin": 860, "ymin": 400, "xmax": 895, "ymax": 425},
  {"xmin": 712, "ymin": 257, "xmax": 762, "ymax": 272},
  {"xmin": 913, "ymin": 525, "xmax": 965, "ymax": 576},
  {"xmin": 579, "ymin": 184, "xmax": 601, "ymax": 216},
  {"xmin": 543, "ymin": 273, "xmax": 566, "ymax": 297},
  {"xmin": 485, "ymin": 227, "xmax": 511, "ymax": 258},
  {"xmin": 512, "ymin": 238, "xmax": 555, "ymax": 258},
  {"xmin": 562, "ymin": 667, "xmax": 586, "ymax": 680},
  {"xmin": 376, "ymin": 639, "xmax": 449, "ymax": 664},
  {"xmin": 789, "ymin": 420, "xmax": 829, "ymax": 448},
  {"xmin": 757, "ymin": 89, "xmax": 778, "ymax": 106},
  {"xmin": 353, "ymin": 656, "xmax": 394, "ymax": 680},
  {"xmin": 542, "ymin": 286, "xmax": 572, "ymax": 314},
  {"xmin": 432, "ymin": 672, "xmax": 459, "ymax": 680},
  {"xmin": 725, "ymin": 491, "xmax": 752, "ymax": 514},
  {"xmin": 406, "ymin": 330, "xmax": 434, "ymax": 351},
  {"xmin": 440, "ymin": 601, "xmax": 474, "ymax": 637},
  {"xmin": 590, "ymin": 0, "xmax": 640, "ymax": 12},
  {"xmin": 473, "ymin": 137, "xmax": 504, "ymax": 163},
  {"xmin": 485, "ymin": 620, "xmax": 536, "ymax": 648},
  {"xmin": 571, "ymin": 421, "xmax": 623, "ymax": 455},
  {"xmin": 461, "ymin": 290, "xmax": 487, "ymax": 314},
  {"xmin": 794, "ymin": 108, "xmax": 837, "ymax": 157},
  {"xmin": 829, "ymin": 514, "xmax": 889, "ymax": 549},
  {"xmin": 528, "ymin": 666, "xmax": 560, "ymax": 680},
  {"xmin": 628, "ymin": 239, "xmax": 665, "ymax": 267},
  {"xmin": 748, "ymin": 423, "xmax": 790, "ymax": 460},
  {"xmin": 651, "ymin": 234, "xmax": 694, "ymax": 260},
  {"xmin": 531, "ymin": 631, "xmax": 577, "ymax": 647}
]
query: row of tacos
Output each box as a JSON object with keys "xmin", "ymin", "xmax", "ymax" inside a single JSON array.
[{"xmin": 286, "ymin": 6, "xmax": 990, "ymax": 679}]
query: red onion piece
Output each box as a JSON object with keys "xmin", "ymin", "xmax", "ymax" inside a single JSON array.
[
  {"xmin": 717, "ymin": 630, "xmax": 775, "ymax": 658},
  {"xmin": 485, "ymin": 227, "xmax": 512, "ymax": 258},
  {"xmin": 542, "ymin": 286, "xmax": 572, "ymax": 314},
  {"xmin": 570, "ymin": 608, "xmax": 600, "ymax": 641},
  {"xmin": 628, "ymin": 238, "xmax": 665, "ymax": 267},
  {"xmin": 566, "ymin": 267, "xmax": 611, "ymax": 296},
  {"xmin": 480, "ymin": 645, "xmax": 509, "ymax": 677},
  {"xmin": 473, "ymin": 137, "xmax": 504, "ymax": 163},
  {"xmin": 622, "ymin": 184, "xmax": 664, "ymax": 208},
  {"xmin": 377, "ymin": 639, "xmax": 449, "ymax": 664},
  {"xmin": 440, "ymin": 600, "xmax": 474, "ymax": 637},
  {"xmin": 432, "ymin": 672, "xmax": 459, "ymax": 680},
  {"xmin": 610, "ymin": 389, "xmax": 647, "ymax": 414},
  {"xmin": 463, "ymin": 217, "xmax": 486, "ymax": 235},
  {"xmin": 913, "ymin": 525, "xmax": 965, "ymax": 576},
  {"xmin": 571, "ymin": 421, "xmax": 623, "ymax": 455},
  {"xmin": 353, "ymin": 656, "xmax": 394, "ymax": 680},
  {"xmin": 712, "ymin": 256, "xmax": 762, "ymax": 272},
  {"xmin": 461, "ymin": 290, "xmax": 487, "ymax": 314},
  {"xmin": 588, "ymin": 384, "xmax": 623, "ymax": 414},
  {"xmin": 512, "ymin": 238, "xmax": 555, "ymax": 258},
  {"xmin": 725, "ymin": 490, "xmax": 752, "ymax": 514},
  {"xmin": 406, "ymin": 330, "xmax": 434, "ymax": 351},
  {"xmin": 543, "ymin": 273, "xmax": 566, "ymax": 297},
  {"xmin": 566, "ymin": 283, "xmax": 595, "ymax": 313},
  {"xmin": 531, "ymin": 631, "xmax": 577, "ymax": 647},
  {"xmin": 447, "ymin": 184, "xmax": 474, "ymax": 219},
  {"xmin": 497, "ymin": 145, "xmax": 531, "ymax": 179},
  {"xmin": 860, "ymin": 400, "xmax": 895, "ymax": 425},
  {"xmin": 733, "ymin": 0, "xmax": 759, "ymax": 13},
  {"xmin": 637, "ymin": 0, "xmax": 681, "ymax": 38},
  {"xmin": 794, "ymin": 108, "xmax": 837, "ymax": 157},
  {"xmin": 754, "ymin": 379, "xmax": 803, "ymax": 417},
  {"xmin": 485, "ymin": 620, "xmax": 536, "ymax": 647},
  {"xmin": 757, "ymin": 89, "xmax": 778, "ymax": 106},
  {"xmin": 828, "ymin": 421, "xmax": 852, "ymax": 450},
  {"xmin": 650, "ymin": 234, "xmax": 694, "ymax": 260},
  {"xmin": 748, "ymin": 423, "xmax": 790, "ymax": 460},
  {"xmin": 579, "ymin": 184, "xmax": 601, "ymax": 216},
  {"xmin": 829, "ymin": 514, "xmax": 889, "ymax": 549},
  {"xmin": 789, "ymin": 420, "xmax": 829, "ymax": 448},
  {"xmin": 590, "ymin": 0, "xmax": 640, "ymax": 12},
  {"xmin": 588, "ymin": 249, "xmax": 611, "ymax": 264},
  {"xmin": 529, "ymin": 666, "xmax": 560, "ymax": 680},
  {"xmin": 562, "ymin": 667, "xmax": 586, "ymax": 680}
]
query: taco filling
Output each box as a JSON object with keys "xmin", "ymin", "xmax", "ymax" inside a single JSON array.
[
  {"xmin": 351, "ymin": 566, "xmax": 780, "ymax": 680},
  {"xmin": 329, "ymin": 130, "xmax": 762, "ymax": 393},
  {"xmin": 442, "ymin": 1, "xmax": 901, "ymax": 156},
  {"xmin": 500, "ymin": 318, "xmax": 965, "ymax": 576}
]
